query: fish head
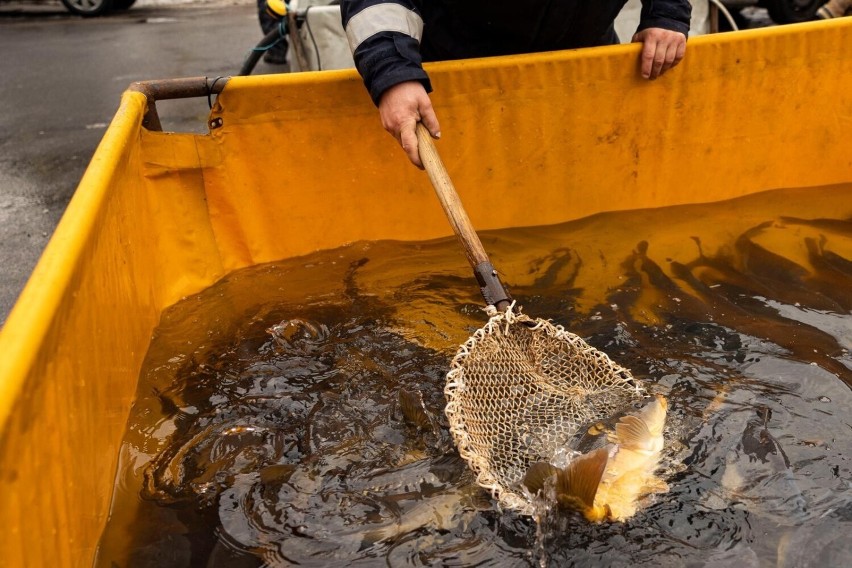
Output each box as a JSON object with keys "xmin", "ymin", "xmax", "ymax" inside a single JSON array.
[
  {"xmin": 611, "ymin": 395, "xmax": 668, "ymax": 451},
  {"xmin": 636, "ymin": 394, "xmax": 668, "ymax": 438}
]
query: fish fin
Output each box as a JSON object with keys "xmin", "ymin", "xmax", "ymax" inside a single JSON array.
[
  {"xmin": 614, "ymin": 415, "xmax": 653, "ymax": 450},
  {"xmin": 363, "ymin": 525, "xmax": 397, "ymax": 545},
  {"xmin": 523, "ymin": 461, "xmax": 559, "ymax": 494},
  {"xmin": 555, "ymin": 447, "xmax": 609, "ymax": 510},
  {"xmin": 398, "ymin": 389, "xmax": 433, "ymax": 430}
]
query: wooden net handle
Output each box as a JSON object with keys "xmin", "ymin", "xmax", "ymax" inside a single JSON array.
[
  {"xmin": 416, "ymin": 123, "xmax": 511, "ymax": 310},
  {"xmin": 415, "ymin": 123, "xmax": 490, "ymax": 269}
]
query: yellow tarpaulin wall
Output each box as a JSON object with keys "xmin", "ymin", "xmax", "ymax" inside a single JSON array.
[{"xmin": 1, "ymin": 19, "xmax": 850, "ymax": 566}]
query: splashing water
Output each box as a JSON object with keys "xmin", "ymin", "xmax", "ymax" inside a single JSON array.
[{"xmin": 96, "ymin": 185, "xmax": 852, "ymax": 567}]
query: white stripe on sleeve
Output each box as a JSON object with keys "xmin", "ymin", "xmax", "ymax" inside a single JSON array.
[{"xmin": 345, "ymin": 4, "xmax": 424, "ymax": 52}]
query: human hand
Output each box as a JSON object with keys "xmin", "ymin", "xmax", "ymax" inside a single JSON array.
[
  {"xmin": 632, "ymin": 28, "xmax": 687, "ymax": 80},
  {"xmin": 378, "ymin": 81, "xmax": 441, "ymax": 168}
]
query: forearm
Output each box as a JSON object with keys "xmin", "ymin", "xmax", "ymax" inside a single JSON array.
[{"xmin": 341, "ymin": 1, "xmax": 432, "ymax": 105}]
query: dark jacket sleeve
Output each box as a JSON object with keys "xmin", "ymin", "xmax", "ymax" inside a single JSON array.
[
  {"xmin": 341, "ymin": 0, "xmax": 432, "ymax": 106},
  {"xmin": 638, "ymin": 0, "xmax": 692, "ymax": 36}
]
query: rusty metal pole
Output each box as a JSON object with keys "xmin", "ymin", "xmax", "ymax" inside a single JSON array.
[{"xmin": 127, "ymin": 76, "xmax": 230, "ymax": 131}]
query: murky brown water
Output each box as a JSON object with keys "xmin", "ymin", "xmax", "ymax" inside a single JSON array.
[{"xmin": 96, "ymin": 184, "xmax": 852, "ymax": 567}]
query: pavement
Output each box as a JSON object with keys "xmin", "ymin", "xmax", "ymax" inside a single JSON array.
[{"xmin": 0, "ymin": 0, "xmax": 289, "ymax": 326}]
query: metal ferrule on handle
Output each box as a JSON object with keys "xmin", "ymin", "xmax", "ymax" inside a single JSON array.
[{"xmin": 415, "ymin": 124, "xmax": 512, "ymax": 311}]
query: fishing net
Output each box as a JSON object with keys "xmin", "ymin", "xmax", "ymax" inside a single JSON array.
[{"xmin": 444, "ymin": 304, "xmax": 646, "ymax": 515}]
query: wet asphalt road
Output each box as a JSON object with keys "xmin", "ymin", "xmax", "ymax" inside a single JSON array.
[
  {"xmin": 0, "ymin": 0, "xmax": 286, "ymax": 326},
  {"xmin": 0, "ymin": 2, "xmax": 775, "ymax": 327}
]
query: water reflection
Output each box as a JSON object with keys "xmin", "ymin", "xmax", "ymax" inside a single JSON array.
[{"xmin": 96, "ymin": 185, "xmax": 852, "ymax": 567}]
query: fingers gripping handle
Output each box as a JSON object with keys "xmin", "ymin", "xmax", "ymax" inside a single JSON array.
[{"xmin": 415, "ymin": 124, "xmax": 512, "ymax": 311}]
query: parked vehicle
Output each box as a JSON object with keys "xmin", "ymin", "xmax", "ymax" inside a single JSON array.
[{"xmin": 60, "ymin": 0, "xmax": 135, "ymax": 17}]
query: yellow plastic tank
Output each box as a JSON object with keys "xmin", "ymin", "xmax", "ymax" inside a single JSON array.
[{"xmin": 1, "ymin": 18, "xmax": 851, "ymax": 566}]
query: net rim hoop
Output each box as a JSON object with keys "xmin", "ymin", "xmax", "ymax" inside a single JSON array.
[{"xmin": 443, "ymin": 302, "xmax": 639, "ymax": 515}]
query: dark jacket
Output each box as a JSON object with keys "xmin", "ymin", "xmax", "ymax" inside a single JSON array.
[{"xmin": 341, "ymin": 0, "xmax": 692, "ymax": 105}]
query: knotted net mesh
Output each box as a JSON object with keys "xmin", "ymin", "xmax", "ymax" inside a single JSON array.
[{"xmin": 444, "ymin": 305, "xmax": 646, "ymax": 515}]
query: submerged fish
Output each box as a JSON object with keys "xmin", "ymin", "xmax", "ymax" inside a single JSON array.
[
  {"xmin": 398, "ymin": 388, "xmax": 434, "ymax": 431},
  {"xmin": 523, "ymin": 394, "xmax": 668, "ymax": 522},
  {"xmin": 707, "ymin": 404, "xmax": 808, "ymax": 522},
  {"xmin": 362, "ymin": 485, "xmax": 490, "ymax": 544}
]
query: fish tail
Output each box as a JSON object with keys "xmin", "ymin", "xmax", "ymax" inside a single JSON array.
[
  {"xmin": 523, "ymin": 461, "xmax": 560, "ymax": 494},
  {"xmin": 555, "ymin": 447, "xmax": 610, "ymax": 517},
  {"xmin": 362, "ymin": 524, "xmax": 398, "ymax": 545}
]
